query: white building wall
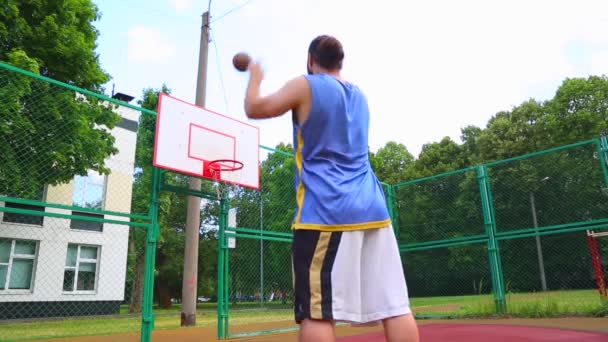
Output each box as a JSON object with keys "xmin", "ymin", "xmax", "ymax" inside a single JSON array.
[{"xmin": 0, "ymin": 102, "xmax": 140, "ymax": 303}]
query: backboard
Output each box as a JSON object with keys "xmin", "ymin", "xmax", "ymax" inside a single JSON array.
[{"xmin": 153, "ymin": 93, "xmax": 260, "ymax": 189}]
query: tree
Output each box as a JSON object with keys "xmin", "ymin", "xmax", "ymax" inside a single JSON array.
[
  {"xmin": 370, "ymin": 141, "xmax": 415, "ymax": 184},
  {"xmin": 474, "ymin": 100, "xmax": 546, "ymax": 163},
  {"xmin": 413, "ymin": 137, "xmax": 466, "ymax": 177},
  {"xmin": 128, "ymin": 85, "xmax": 219, "ymax": 311},
  {"xmin": 225, "ymin": 143, "xmax": 296, "ymax": 303},
  {"xmin": 545, "ymin": 75, "xmax": 608, "ymax": 145},
  {"xmin": 394, "ymin": 75, "xmax": 608, "ymax": 296},
  {"xmin": 0, "ymin": 0, "xmax": 110, "ymax": 90},
  {"xmin": 127, "ymin": 86, "xmax": 167, "ymax": 313},
  {"xmin": 0, "ymin": 1, "xmax": 117, "ymax": 199},
  {"xmin": 0, "ymin": 50, "xmax": 119, "ymax": 200}
]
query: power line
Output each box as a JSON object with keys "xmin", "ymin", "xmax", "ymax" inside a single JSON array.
[
  {"xmin": 211, "ymin": 35, "xmax": 230, "ymax": 114},
  {"xmin": 210, "ymin": 0, "xmax": 254, "ymax": 24}
]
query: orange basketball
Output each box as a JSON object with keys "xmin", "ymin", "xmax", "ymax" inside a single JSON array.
[{"xmin": 232, "ymin": 52, "xmax": 251, "ymax": 72}]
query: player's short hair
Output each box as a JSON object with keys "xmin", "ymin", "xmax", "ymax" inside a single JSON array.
[{"xmin": 308, "ymin": 35, "xmax": 344, "ymax": 70}]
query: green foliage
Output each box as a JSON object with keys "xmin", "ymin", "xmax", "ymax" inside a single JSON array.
[
  {"xmin": 413, "ymin": 137, "xmax": 467, "ymax": 177},
  {"xmin": 128, "ymin": 85, "xmax": 220, "ymax": 307},
  {"xmin": 226, "ymin": 144, "xmax": 296, "ymax": 300},
  {"xmin": 0, "ymin": 1, "xmax": 118, "ymax": 199},
  {"xmin": 388, "ymin": 75, "xmax": 608, "ymax": 300},
  {"xmin": 0, "ymin": 66, "xmax": 120, "ymax": 199},
  {"xmin": 370, "ymin": 141, "xmax": 414, "ymax": 184},
  {"xmin": 0, "ymin": 0, "xmax": 110, "ymax": 90}
]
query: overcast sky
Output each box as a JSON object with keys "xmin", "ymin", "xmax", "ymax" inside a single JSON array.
[{"xmin": 94, "ymin": 0, "xmax": 608, "ymax": 157}]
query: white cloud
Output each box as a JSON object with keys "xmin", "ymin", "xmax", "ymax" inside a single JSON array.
[
  {"xmin": 170, "ymin": 0, "xmax": 193, "ymax": 12},
  {"xmin": 127, "ymin": 26, "xmax": 175, "ymax": 63},
  {"xmin": 104, "ymin": 0, "xmax": 608, "ymax": 158},
  {"xmin": 591, "ymin": 53, "xmax": 608, "ymax": 76}
]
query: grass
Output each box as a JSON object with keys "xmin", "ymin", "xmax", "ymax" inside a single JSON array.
[
  {"xmin": 457, "ymin": 289, "xmax": 608, "ymax": 318},
  {"xmin": 0, "ymin": 289, "xmax": 605, "ymax": 341},
  {"xmin": 0, "ymin": 310, "xmax": 293, "ymax": 342}
]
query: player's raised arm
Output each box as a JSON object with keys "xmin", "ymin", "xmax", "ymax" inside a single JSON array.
[{"xmin": 244, "ymin": 63, "xmax": 309, "ymax": 119}]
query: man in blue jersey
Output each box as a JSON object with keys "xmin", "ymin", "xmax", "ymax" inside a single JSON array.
[{"xmin": 243, "ymin": 35, "xmax": 419, "ymax": 342}]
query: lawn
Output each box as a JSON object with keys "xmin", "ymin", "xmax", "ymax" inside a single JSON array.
[
  {"xmin": 0, "ymin": 289, "xmax": 605, "ymax": 341},
  {"xmin": 0, "ymin": 310, "xmax": 293, "ymax": 342}
]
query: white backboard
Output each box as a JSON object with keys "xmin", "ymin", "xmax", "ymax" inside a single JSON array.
[{"xmin": 153, "ymin": 93, "xmax": 260, "ymax": 189}]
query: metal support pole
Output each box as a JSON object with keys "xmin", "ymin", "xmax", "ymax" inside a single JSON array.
[
  {"xmin": 182, "ymin": 10, "xmax": 210, "ymax": 326},
  {"xmin": 217, "ymin": 195, "xmax": 230, "ymax": 339},
  {"xmin": 387, "ymin": 185, "xmax": 400, "ymax": 242},
  {"xmin": 529, "ymin": 192, "xmax": 548, "ymax": 291},
  {"xmin": 260, "ymin": 194, "xmax": 264, "ymax": 307},
  {"xmin": 477, "ymin": 166, "xmax": 507, "ymax": 314},
  {"xmin": 141, "ymin": 167, "xmax": 161, "ymax": 341},
  {"xmin": 598, "ymin": 136, "xmax": 608, "ymax": 192}
]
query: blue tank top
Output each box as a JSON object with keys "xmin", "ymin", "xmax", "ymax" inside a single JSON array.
[{"xmin": 292, "ymin": 74, "xmax": 391, "ymax": 231}]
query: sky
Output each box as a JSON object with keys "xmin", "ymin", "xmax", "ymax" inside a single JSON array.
[{"xmin": 93, "ymin": 0, "xmax": 608, "ymax": 158}]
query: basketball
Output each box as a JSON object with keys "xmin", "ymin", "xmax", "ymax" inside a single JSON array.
[{"xmin": 232, "ymin": 52, "xmax": 251, "ymax": 72}]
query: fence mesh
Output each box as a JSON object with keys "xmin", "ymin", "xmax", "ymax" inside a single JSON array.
[
  {"xmin": 401, "ymin": 243, "xmax": 492, "ymax": 317},
  {"xmin": 0, "ymin": 62, "xmax": 154, "ymax": 341},
  {"xmin": 590, "ymin": 233, "xmax": 608, "ymax": 299},
  {"xmin": 3, "ymin": 60, "xmax": 608, "ymax": 341},
  {"xmin": 393, "ymin": 140, "xmax": 608, "ymax": 319},
  {"xmin": 395, "ymin": 169, "xmax": 485, "ymax": 244},
  {"xmin": 499, "ymin": 232, "xmax": 605, "ymax": 316},
  {"xmin": 218, "ymin": 148, "xmax": 296, "ymax": 337},
  {"xmin": 487, "ymin": 142, "xmax": 608, "ymax": 234},
  {"xmin": 227, "ymin": 238, "xmax": 292, "ymax": 309}
]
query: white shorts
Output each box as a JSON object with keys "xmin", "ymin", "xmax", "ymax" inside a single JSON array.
[{"xmin": 292, "ymin": 226, "xmax": 411, "ymax": 324}]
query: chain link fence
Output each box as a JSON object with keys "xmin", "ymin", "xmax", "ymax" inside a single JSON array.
[
  {"xmin": 393, "ymin": 139, "xmax": 608, "ymax": 319},
  {"xmin": 0, "ymin": 62, "xmax": 156, "ymax": 341},
  {"xmin": 395, "ymin": 169, "xmax": 490, "ymax": 317},
  {"xmin": 217, "ymin": 138, "xmax": 608, "ymax": 337},
  {"xmin": 2, "ymin": 59, "xmax": 608, "ymax": 341},
  {"xmin": 216, "ymin": 148, "xmax": 296, "ymax": 338}
]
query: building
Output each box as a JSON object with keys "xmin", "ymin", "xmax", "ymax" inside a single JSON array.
[{"xmin": 0, "ymin": 94, "xmax": 139, "ymax": 319}]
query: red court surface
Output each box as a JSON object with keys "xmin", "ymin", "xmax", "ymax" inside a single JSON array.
[{"xmin": 339, "ymin": 324, "xmax": 608, "ymax": 342}]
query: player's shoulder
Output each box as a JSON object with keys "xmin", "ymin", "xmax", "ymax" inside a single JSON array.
[{"xmin": 284, "ymin": 75, "xmax": 311, "ymax": 91}]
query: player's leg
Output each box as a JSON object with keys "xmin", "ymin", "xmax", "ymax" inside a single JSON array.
[
  {"xmin": 382, "ymin": 313, "xmax": 419, "ymax": 342},
  {"xmin": 292, "ymin": 230, "xmax": 347, "ymax": 341},
  {"xmin": 298, "ymin": 319, "xmax": 335, "ymax": 342},
  {"xmin": 361, "ymin": 226, "xmax": 419, "ymax": 342}
]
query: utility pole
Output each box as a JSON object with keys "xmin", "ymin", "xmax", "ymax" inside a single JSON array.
[
  {"xmin": 530, "ymin": 191, "xmax": 548, "ymax": 291},
  {"xmin": 181, "ymin": 10, "xmax": 210, "ymax": 327}
]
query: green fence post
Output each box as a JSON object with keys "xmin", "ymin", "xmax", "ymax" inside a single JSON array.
[
  {"xmin": 222, "ymin": 197, "xmax": 230, "ymax": 339},
  {"xmin": 217, "ymin": 196, "xmax": 230, "ymax": 339},
  {"xmin": 476, "ymin": 165, "xmax": 507, "ymax": 314},
  {"xmin": 387, "ymin": 185, "xmax": 400, "ymax": 242},
  {"xmin": 598, "ymin": 135, "xmax": 608, "ymax": 189},
  {"xmin": 141, "ymin": 167, "xmax": 161, "ymax": 342}
]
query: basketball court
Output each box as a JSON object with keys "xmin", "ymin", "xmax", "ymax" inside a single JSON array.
[
  {"xmin": 145, "ymin": 94, "xmax": 608, "ymax": 342},
  {"xmin": 49, "ymin": 318, "xmax": 608, "ymax": 341}
]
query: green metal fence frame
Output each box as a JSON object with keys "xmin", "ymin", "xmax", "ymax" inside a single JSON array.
[
  {"xmin": 216, "ymin": 137, "xmax": 608, "ymax": 338},
  {"xmin": 0, "ymin": 61, "xmax": 160, "ymax": 342},
  {"xmin": 4, "ymin": 61, "xmax": 608, "ymax": 341},
  {"xmin": 392, "ymin": 137, "xmax": 608, "ymax": 317}
]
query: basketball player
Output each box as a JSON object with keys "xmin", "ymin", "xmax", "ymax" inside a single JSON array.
[{"xmin": 243, "ymin": 35, "xmax": 419, "ymax": 342}]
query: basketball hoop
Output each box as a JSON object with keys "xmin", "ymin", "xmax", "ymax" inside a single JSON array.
[
  {"xmin": 208, "ymin": 159, "xmax": 244, "ymax": 200},
  {"xmin": 208, "ymin": 159, "xmax": 244, "ymax": 174}
]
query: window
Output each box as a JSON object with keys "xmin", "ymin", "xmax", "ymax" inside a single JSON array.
[
  {"xmin": 2, "ymin": 186, "xmax": 46, "ymax": 226},
  {"xmin": 2, "ymin": 203, "xmax": 45, "ymax": 226},
  {"xmin": 0, "ymin": 239, "xmax": 38, "ymax": 291},
  {"xmin": 70, "ymin": 171, "xmax": 106, "ymax": 232},
  {"xmin": 63, "ymin": 244, "xmax": 99, "ymax": 292},
  {"xmin": 72, "ymin": 171, "xmax": 106, "ymax": 210}
]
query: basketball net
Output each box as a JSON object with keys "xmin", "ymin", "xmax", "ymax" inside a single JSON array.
[{"xmin": 208, "ymin": 159, "xmax": 244, "ymax": 201}]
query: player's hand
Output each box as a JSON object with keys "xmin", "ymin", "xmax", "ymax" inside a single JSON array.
[{"xmin": 248, "ymin": 61, "xmax": 264, "ymax": 82}]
